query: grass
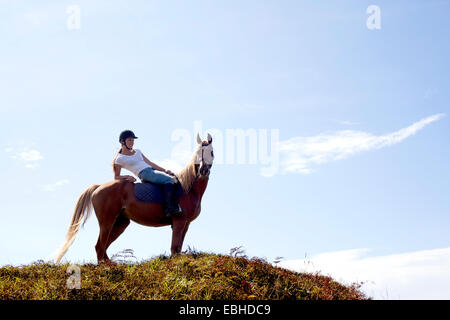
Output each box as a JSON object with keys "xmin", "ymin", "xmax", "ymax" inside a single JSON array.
[{"xmin": 0, "ymin": 249, "xmax": 369, "ymax": 300}]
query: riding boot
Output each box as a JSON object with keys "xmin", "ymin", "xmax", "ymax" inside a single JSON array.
[
  {"xmin": 162, "ymin": 183, "xmax": 183, "ymax": 218},
  {"xmin": 166, "ymin": 183, "xmax": 183, "ymax": 217},
  {"xmin": 171, "ymin": 182, "xmax": 184, "ymax": 215}
]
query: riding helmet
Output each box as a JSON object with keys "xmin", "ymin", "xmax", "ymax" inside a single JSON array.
[{"xmin": 119, "ymin": 130, "xmax": 138, "ymax": 144}]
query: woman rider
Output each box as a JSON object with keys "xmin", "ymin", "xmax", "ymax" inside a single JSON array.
[{"xmin": 112, "ymin": 130, "xmax": 183, "ymax": 218}]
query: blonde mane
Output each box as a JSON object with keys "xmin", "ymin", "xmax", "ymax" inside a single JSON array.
[
  {"xmin": 176, "ymin": 144, "xmax": 201, "ymax": 194},
  {"xmin": 176, "ymin": 141, "xmax": 209, "ymax": 194}
]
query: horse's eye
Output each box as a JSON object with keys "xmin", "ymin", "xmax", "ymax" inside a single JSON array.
[{"xmin": 211, "ymin": 150, "xmax": 214, "ymax": 158}]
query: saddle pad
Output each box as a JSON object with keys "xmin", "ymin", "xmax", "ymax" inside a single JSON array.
[{"xmin": 134, "ymin": 182, "xmax": 184, "ymax": 203}]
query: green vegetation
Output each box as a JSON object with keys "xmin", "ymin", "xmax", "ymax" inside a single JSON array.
[{"xmin": 0, "ymin": 251, "xmax": 369, "ymax": 300}]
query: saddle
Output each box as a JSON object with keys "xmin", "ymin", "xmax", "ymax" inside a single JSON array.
[{"xmin": 134, "ymin": 180, "xmax": 184, "ymax": 203}]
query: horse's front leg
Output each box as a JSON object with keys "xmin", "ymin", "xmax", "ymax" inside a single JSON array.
[
  {"xmin": 170, "ymin": 218, "xmax": 187, "ymax": 255},
  {"xmin": 180, "ymin": 222, "xmax": 190, "ymax": 249}
]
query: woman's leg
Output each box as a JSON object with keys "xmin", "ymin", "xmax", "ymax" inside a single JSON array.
[
  {"xmin": 139, "ymin": 168, "xmax": 174, "ymax": 184},
  {"xmin": 139, "ymin": 168, "xmax": 182, "ymax": 217}
]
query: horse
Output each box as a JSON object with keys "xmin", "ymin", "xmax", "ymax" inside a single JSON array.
[{"xmin": 54, "ymin": 133, "xmax": 214, "ymax": 264}]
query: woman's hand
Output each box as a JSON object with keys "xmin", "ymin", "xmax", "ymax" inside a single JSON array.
[
  {"xmin": 165, "ymin": 169, "xmax": 175, "ymax": 176},
  {"xmin": 126, "ymin": 175, "xmax": 136, "ymax": 183}
]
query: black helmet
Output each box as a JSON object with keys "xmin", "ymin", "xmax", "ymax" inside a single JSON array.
[{"xmin": 119, "ymin": 130, "xmax": 138, "ymax": 144}]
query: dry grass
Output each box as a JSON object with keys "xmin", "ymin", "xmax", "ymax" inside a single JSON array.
[{"xmin": 0, "ymin": 250, "xmax": 369, "ymax": 300}]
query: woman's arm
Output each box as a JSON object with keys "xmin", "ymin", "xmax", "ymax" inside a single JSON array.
[
  {"xmin": 142, "ymin": 153, "xmax": 173, "ymax": 175},
  {"xmin": 113, "ymin": 164, "xmax": 136, "ymax": 182}
]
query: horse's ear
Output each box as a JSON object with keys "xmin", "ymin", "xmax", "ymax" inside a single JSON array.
[
  {"xmin": 196, "ymin": 132, "xmax": 202, "ymax": 144},
  {"xmin": 207, "ymin": 133, "xmax": 212, "ymax": 144}
]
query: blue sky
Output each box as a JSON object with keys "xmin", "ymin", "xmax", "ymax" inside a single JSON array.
[{"xmin": 1, "ymin": 1, "xmax": 449, "ymax": 299}]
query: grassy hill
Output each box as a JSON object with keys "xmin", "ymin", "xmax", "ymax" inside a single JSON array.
[{"xmin": 0, "ymin": 251, "xmax": 369, "ymax": 300}]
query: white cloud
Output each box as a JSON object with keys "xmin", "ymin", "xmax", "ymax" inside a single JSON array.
[
  {"xmin": 278, "ymin": 247, "xmax": 450, "ymax": 299},
  {"xmin": 19, "ymin": 150, "xmax": 43, "ymax": 162},
  {"xmin": 279, "ymin": 113, "xmax": 445, "ymax": 175},
  {"xmin": 42, "ymin": 179, "xmax": 70, "ymax": 192},
  {"xmin": 7, "ymin": 147, "xmax": 44, "ymax": 169}
]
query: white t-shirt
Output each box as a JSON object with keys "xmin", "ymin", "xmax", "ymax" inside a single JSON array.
[{"xmin": 114, "ymin": 149, "xmax": 152, "ymax": 177}]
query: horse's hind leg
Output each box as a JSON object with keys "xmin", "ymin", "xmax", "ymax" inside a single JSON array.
[
  {"xmin": 104, "ymin": 213, "xmax": 130, "ymax": 254},
  {"xmin": 95, "ymin": 226, "xmax": 115, "ymax": 263},
  {"xmin": 94, "ymin": 202, "xmax": 122, "ymax": 264}
]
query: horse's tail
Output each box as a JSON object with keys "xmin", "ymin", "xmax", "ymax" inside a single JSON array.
[{"xmin": 54, "ymin": 184, "xmax": 101, "ymax": 264}]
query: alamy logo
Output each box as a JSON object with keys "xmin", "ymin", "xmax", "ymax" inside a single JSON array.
[
  {"xmin": 171, "ymin": 121, "xmax": 280, "ymax": 177},
  {"xmin": 66, "ymin": 5, "xmax": 81, "ymax": 30},
  {"xmin": 66, "ymin": 264, "xmax": 81, "ymax": 289},
  {"xmin": 366, "ymin": 5, "xmax": 381, "ymax": 30}
]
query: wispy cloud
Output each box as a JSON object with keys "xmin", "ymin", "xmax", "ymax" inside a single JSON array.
[
  {"xmin": 7, "ymin": 147, "xmax": 44, "ymax": 169},
  {"xmin": 42, "ymin": 179, "xmax": 70, "ymax": 192},
  {"xmin": 278, "ymin": 247, "xmax": 450, "ymax": 300},
  {"xmin": 19, "ymin": 150, "xmax": 43, "ymax": 162},
  {"xmin": 279, "ymin": 113, "xmax": 445, "ymax": 175}
]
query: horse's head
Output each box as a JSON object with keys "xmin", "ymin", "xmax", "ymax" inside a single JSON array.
[{"xmin": 195, "ymin": 132, "xmax": 214, "ymax": 178}]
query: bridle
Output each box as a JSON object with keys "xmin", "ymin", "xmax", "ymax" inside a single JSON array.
[
  {"xmin": 195, "ymin": 145, "xmax": 211, "ymax": 179},
  {"xmin": 195, "ymin": 147, "xmax": 205, "ymax": 179},
  {"xmin": 177, "ymin": 144, "xmax": 211, "ymax": 194}
]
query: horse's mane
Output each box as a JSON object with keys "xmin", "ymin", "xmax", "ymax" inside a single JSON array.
[
  {"xmin": 176, "ymin": 145, "xmax": 200, "ymax": 194},
  {"xmin": 176, "ymin": 141, "xmax": 208, "ymax": 194}
]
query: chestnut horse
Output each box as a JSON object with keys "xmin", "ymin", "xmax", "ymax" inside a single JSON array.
[{"xmin": 54, "ymin": 133, "xmax": 214, "ymax": 264}]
